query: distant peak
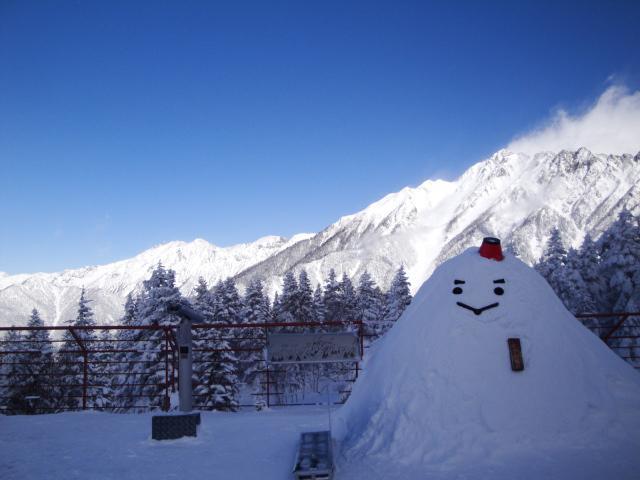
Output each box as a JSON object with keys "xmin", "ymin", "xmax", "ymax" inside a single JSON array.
[{"xmin": 253, "ymin": 235, "xmax": 287, "ymax": 245}]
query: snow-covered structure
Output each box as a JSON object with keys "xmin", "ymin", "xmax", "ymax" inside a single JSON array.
[{"xmin": 337, "ymin": 239, "xmax": 640, "ymax": 470}]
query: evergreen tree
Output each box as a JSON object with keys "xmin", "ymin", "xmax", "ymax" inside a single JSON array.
[
  {"xmin": 22, "ymin": 309, "xmax": 57, "ymax": 413},
  {"xmin": 277, "ymin": 271, "xmax": 298, "ymax": 323},
  {"xmin": 215, "ymin": 278, "xmax": 244, "ymax": 324},
  {"xmin": 192, "ymin": 278, "xmax": 238, "ymax": 411},
  {"xmin": 0, "ymin": 328, "xmax": 28, "ymax": 414},
  {"xmin": 596, "ymin": 210, "xmax": 640, "ymax": 357},
  {"xmin": 93, "ymin": 329, "xmax": 115, "ymax": 410},
  {"xmin": 243, "ymin": 279, "xmax": 269, "ymax": 324},
  {"xmin": 323, "ymin": 269, "xmax": 341, "ymax": 322},
  {"xmin": 597, "ymin": 210, "xmax": 640, "ymax": 312},
  {"xmin": 124, "ymin": 263, "xmax": 187, "ymax": 411},
  {"xmin": 312, "ymin": 285, "xmax": 325, "ymax": 323},
  {"xmin": 533, "ymin": 214, "xmax": 639, "ymax": 367},
  {"xmin": 338, "ymin": 273, "xmax": 358, "ymax": 322},
  {"xmin": 271, "ymin": 292, "xmax": 282, "ymax": 322},
  {"xmin": 357, "ymin": 272, "xmax": 384, "ymax": 341},
  {"xmin": 577, "ymin": 233, "xmax": 605, "ymax": 311},
  {"xmin": 535, "ymin": 227, "xmax": 567, "ymax": 295},
  {"xmin": 57, "ymin": 288, "xmax": 97, "ymax": 410},
  {"xmin": 112, "ymin": 292, "xmax": 141, "ymax": 411},
  {"xmin": 562, "ymin": 248, "xmax": 597, "ymax": 314},
  {"xmin": 383, "ymin": 266, "xmax": 412, "ymax": 332},
  {"xmin": 296, "ymin": 270, "xmax": 315, "ymax": 322}
]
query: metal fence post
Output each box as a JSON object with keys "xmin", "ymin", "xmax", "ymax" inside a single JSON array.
[
  {"xmin": 163, "ymin": 328, "xmax": 170, "ymax": 411},
  {"xmin": 264, "ymin": 324, "xmax": 270, "ymax": 408},
  {"xmin": 82, "ymin": 352, "xmax": 88, "ymax": 410}
]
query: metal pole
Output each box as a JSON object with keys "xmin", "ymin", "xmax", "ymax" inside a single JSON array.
[
  {"xmin": 177, "ymin": 319, "xmax": 193, "ymax": 412},
  {"xmin": 266, "ymin": 364, "xmax": 270, "ymax": 408},
  {"xmin": 163, "ymin": 329, "xmax": 170, "ymax": 411},
  {"xmin": 264, "ymin": 325, "xmax": 270, "ymax": 408},
  {"xmin": 82, "ymin": 353, "xmax": 88, "ymax": 410},
  {"xmin": 326, "ymin": 383, "xmax": 332, "ymax": 434}
]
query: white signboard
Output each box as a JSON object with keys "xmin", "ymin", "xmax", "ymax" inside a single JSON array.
[{"xmin": 266, "ymin": 332, "xmax": 361, "ymax": 364}]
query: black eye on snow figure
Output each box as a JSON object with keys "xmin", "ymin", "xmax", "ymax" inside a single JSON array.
[
  {"xmin": 453, "ymin": 280, "xmax": 465, "ymax": 295},
  {"xmin": 494, "ymin": 287, "xmax": 504, "ymax": 295}
]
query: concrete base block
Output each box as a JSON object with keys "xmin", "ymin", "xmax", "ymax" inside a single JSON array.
[{"xmin": 151, "ymin": 413, "xmax": 201, "ymax": 440}]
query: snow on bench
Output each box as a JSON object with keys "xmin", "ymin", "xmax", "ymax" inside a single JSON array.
[{"xmin": 293, "ymin": 431, "xmax": 334, "ymax": 480}]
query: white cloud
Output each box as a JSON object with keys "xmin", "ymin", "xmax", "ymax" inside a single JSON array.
[{"xmin": 507, "ymin": 85, "xmax": 640, "ymax": 156}]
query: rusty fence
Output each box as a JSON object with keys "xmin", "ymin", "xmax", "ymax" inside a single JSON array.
[
  {"xmin": 576, "ymin": 312, "xmax": 640, "ymax": 369},
  {"xmin": 0, "ymin": 321, "xmax": 363, "ymax": 414},
  {"xmin": 1, "ymin": 313, "xmax": 638, "ymax": 414}
]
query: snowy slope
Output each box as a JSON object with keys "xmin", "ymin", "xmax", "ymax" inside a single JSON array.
[
  {"xmin": 235, "ymin": 148, "xmax": 640, "ymax": 296},
  {"xmin": 1, "ymin": 148, "xmax": 638, "ymax": 327}
]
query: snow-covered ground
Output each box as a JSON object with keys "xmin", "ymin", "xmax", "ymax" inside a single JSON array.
[
  {"xmin": 2, "ymin": 406, "xmax": 639, "ymax": 480},
  {"xmin": 0, "ymin": 407, "xmax": 330, "ymax": 480}
]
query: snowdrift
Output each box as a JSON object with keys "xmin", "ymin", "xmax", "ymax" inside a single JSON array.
[{"xmin": 337, "ymin": 247, "xmax": 640, "ymax": 469}]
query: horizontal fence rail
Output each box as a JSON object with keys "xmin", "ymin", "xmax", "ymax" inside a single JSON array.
[
  {"xmin": 0, "ymin": 321, "xmax": 364, "ymax": 414},
  {"xmin": 1, "ymin": 313, "xmax": 638, "ymax": 414},
  {"xmin": 575, "ymin": 312, "xmax": 640, "ymax": 369}
]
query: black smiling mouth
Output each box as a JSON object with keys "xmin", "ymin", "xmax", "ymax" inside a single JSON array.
[{"xmin": 456, "ymin": 302, "xmax": 500, "ymax": 316}]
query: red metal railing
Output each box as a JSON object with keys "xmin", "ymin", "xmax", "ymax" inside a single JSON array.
[
  {"xmin": 0, "ymin": 325, "xmax": 177, "ymax": 414},
  {"xmin": 576, "ymin": 312, "xmax": 640, "ymax": 369},
  {"xmin": 3, "ymin": 313, "xmax": 636, "ymax": 414},
  {"xmin": 0, "ymin": 320, "xmax": 364, "ymax": 413}
]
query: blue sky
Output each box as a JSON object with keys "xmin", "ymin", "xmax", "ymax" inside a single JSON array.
[{"xmin": 1, "ymin": 1, "xmax": 639, "ymax": 274}]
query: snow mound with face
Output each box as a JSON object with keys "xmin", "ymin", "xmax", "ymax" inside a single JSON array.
[{"xmin": 337, "ymin": 248, "xmax": 640, "ymax": 466}]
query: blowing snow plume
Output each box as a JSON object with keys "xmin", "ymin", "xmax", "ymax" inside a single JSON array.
[
  {"xmin": 507, "ymin": 85, "xmax": 640, "ymax": 155},
  {"xmin": 337, "ymin": 245, "xmax": 640, "ymax": 477}
]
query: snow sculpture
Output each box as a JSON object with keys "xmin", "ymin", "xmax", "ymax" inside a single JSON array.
[{"xmin": 338, "ymin": 237, "xmax": 640, "ymax": 466}]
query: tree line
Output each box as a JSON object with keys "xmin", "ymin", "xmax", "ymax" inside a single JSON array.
[
  {"xmin": 0, "ymin": 265, "xmax": 411, "ymax": 414},
  {"xmin": 535, "ymin": 209, "xmax": 640, "ymax": 364}
]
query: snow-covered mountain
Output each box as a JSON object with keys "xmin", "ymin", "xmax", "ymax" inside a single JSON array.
[
  {"xmin": 0, "ymin": 234, "xmax": 313, "ymax": 326},
  {"xmin": 1, "ymin": 148, "xmax": 638, "ymax": 327},
  {"xmin": 235, "ymin": 148, "xmax": 640, "ymax": 296}
]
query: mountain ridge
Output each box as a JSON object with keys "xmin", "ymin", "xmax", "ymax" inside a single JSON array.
[{"xmin": 1, "ymin": 147, "xmax": 638, "ymax": 327}]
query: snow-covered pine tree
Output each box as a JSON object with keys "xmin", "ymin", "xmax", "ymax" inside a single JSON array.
[
  {"xmin": 243, "ymin": 279, "xmax": 270, "ymax": 324},
  {"xmin": 563, "ymin": 248, "xmax": 597, "ymax": 315},
  {"xmin": 357, "ymin": 271, "xmax": 384, "ymax": 342},
  {"xmin": 312, "ymin": 285, "xmax": 325, "ymax": 324},
  {"xmin": 125, "ymin": 263, "xmax": 187, "ymax": 411},
  {"xmin": 296, "ymin": 270, "xmax": 315, "ymax": 323},
  {"xmin": 192, "ymin": 277, "xmax": 238, "ymax": 411},
  {"xmin": 272, "ymin": 272, "xmax": 301, "ymax": 402},
  {"xmin": 93, "ymin": 329, "xmax": 115, "ymax": 410},
  {"xmin": 57, "ymin": 288, "xmax": 97, "ymax": 410},
  {"xmin": 277, "ymin": 271, "xmax": 298, "ymax": 324},
  {"xmin": 271, "ymin": 292, "xmax": 281, "ymax": 322},
  {"xmin": 215, "ymin": 278, "xmax": 244, "ymax": 325},
  {"xmin": 382, "ymin": 266, "xmax": 412, "ymax": 333},
  {"xmin": 597, "ymin": 210, "xmax": 640, "ymax": 312},
  {"xmin": 240, "ymin": 278, "xmax": 271, "ymax": 405},
  {"xmin": 338, "ymin": 273, "xmax": 358, "ymax": 323},
  {"xmin": 20, "ymin": 309, "xmax": 57, "ymax": 413},
  {"xmin": 578, "ymin": 233, "xmax": 606, "ymax": 312},
  {"xmin": 111, "ymin": 292, "xmax": 141, "ymax": 411},
  {"xmin": 323, "ymin": 269, "xmax": 341, "ymax": 323},
  {"xmin": 535, "ymin": 227, "xmax": 568, "ymax": 295},
  {"xmin": 1, "ymin": 328, "xmax": 29, "ymax": 414},
  {"xmin": 596, "ymin": 210, "xmax": 640, "ymax": 358}
]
